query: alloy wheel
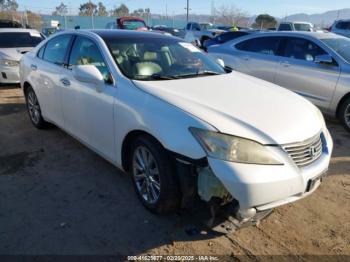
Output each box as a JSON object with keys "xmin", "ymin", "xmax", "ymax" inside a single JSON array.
[
  {"xmin": 132, "ymin": 146, "xmax": 161, "ymax": 204},
  {"xmin": 27, "ymin": 90, "xmax": 41, "ymax": 125}
]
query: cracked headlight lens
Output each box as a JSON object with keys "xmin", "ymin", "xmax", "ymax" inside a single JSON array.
[{"xmin": 190, "ymin": 127, "xmax": 283, "ymax": 165}]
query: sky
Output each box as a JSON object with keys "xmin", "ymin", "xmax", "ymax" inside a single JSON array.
[{"xmin": 17, "ymin": 0, "xmax": 350, "ymax": 17}]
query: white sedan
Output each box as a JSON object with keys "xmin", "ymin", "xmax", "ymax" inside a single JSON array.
[
  {"xmin": 20, "ymin": 30, "xmax": 333, "ymax": 226},
  {"xmin": 0, "ymin": 28, "xmax": 44, "ymax": 84}
]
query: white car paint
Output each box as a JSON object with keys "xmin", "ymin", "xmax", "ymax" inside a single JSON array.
[
  {"xmin": 0, "ymin": 28, "xmax": 43, "ymax": 84},
  {"xmin": 20, "ymin": 30, "xmax": 333, "ymax": 215}
]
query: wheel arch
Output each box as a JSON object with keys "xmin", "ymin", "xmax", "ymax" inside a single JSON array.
[
  {"xmin": 336, "ymin": 92, "xmax": 350, "ymax": 118},
  {"xmin": 121, "ymin": 129, "xmax": 163, "ymax": 172},
  {"xmin": 23, "ymin": 81, "xmax": 32, "ymax": 95}
]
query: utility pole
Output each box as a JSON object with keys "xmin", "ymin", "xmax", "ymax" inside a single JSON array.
[
  {"xmin": 165, "ymin": 0, "xmax": 168, "ymax": 20},
  {"xmin": 186, "ymin": 0, "xmax": 189, "ymax": 22}
]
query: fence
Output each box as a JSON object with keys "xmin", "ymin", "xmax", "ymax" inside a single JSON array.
[{"xmin": 41, "ymin": 15, "xmax": 188, "ymax": 30}]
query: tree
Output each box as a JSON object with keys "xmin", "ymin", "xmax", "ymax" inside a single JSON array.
[
  {"xmin": 97, "ymin": 2, "xmax": 108, "ymax": 16},
  {"xmin": 110, "ymin": 3, "xmax": 129, "ymax": 17},
  {"xmin": 214, "ymin": 4, "xmax": 248, "ymax": 26},
  {"xmin": 79, "ymin": 1, "xmax": 97, "ymax": 16},
  {"xmin": 0, "ymin": 0, "xmax": 18, "ymax": 11},
  {"xmin": 26, "ymin": 10, "xmax": 42, "ymax": 29},
  {"xmin": 52, "ymin": 2, "xmax": 68, "ymax": 16},
  {"xmin": 253, "ymin": 14, "xmax": 277, "ymax": 29}
]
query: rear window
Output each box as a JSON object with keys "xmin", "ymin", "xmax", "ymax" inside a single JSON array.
[
  {"xmin": 0, "ymin": 32, "xmax": 44, "ymax": 48},
  {"xmin": 335, "ymin": 21, "xmax": 350, "ymax": 30},
  {"xmin": 278, "ymin": 24, "xmax": 292, "ymax": 31},
  {"xmin": 294, "ymin": 23, "xmax": 312, "ymax": 32}
]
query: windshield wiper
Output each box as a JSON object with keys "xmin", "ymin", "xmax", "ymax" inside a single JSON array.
[
  {"xmin": 149, "ymin": 74, "xmax": 179, "ymax": 80},
  {"xmin": 174, "ymin": 70, "xmax": 222, "ymax": 79}
]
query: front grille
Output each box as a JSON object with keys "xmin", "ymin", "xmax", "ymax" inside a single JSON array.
[{"xmin": 282, "ymin": 132, "xmax": 323, "ymax": 168}]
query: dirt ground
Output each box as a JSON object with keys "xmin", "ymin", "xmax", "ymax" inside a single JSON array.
[{"xmin": 0, "ymin": 84, "xmax": 349, "ymax": 259}]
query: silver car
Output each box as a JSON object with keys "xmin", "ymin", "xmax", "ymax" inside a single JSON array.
[
  {"xmin": 331, "ymin": 19, "xmax": 350, "ymax": 38},
  {"xmin": 209, "ymin": 32, "xmax": 350, "ymax": 131}
]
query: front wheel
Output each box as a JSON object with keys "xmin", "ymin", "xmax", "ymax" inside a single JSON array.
[
  {"xmin": 129, "ymin": 135, "xmax": 181, "ymax": 214},
  {"xmin": 339, "ymin": 97, "xmax": 350, "ymax": 132},
  {"xmin": 25, "ymin": 86, "xmax": 48, "ymax": 129}
]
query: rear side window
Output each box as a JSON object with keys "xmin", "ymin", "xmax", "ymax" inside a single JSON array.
[
  {"xmin": 335, "ymin": 21, "xmax": 350, "ymax": 30},
  {"xmin": 235, "ymin": 37, "xmax": 281, "ymax": 56},
  {"xmin": 282, "ymin": 37, "xmax": 326, "ymax": 62},
  {"xmin": 43, "ymin": 35, "xmax": 72, "ymax": 65},
  {"xmin": 0, "ymin": 32, "xmax": 44, "ymax": 48}
]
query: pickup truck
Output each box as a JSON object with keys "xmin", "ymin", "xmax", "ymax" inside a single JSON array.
[{"xmin": 184, "ymin": 22, "xmax": 225, "ymax": 47}]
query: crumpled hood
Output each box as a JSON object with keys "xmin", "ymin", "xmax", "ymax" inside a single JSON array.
[
  {"xmin": 0, "ymin": 48, "xmax": 33, "ymax": 61},
  {"xmin": 133, "ymin": 72, "xmax": 323, "ymax": 145}
]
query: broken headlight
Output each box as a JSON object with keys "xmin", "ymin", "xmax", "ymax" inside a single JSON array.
[{"xmin": 190, "ymin": 128, "xmax": 283, "ymax": 165}]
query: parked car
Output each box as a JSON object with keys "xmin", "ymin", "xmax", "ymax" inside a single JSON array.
[
  {"xmin": 0, "ymin": 28, "xmax": 44, "ymax": 84},
  {"xmin": 184, "ymin": 22, "xmax": 225, "ymax": 46},
  {"xmin": 105, "ymin": 17, "xmax": 148, "ymax": 31},
  {"xmin": 330, "ymin": 19, "xmax": 350, "ymax": 38},
  {"xmin": 20, "ymin": 30, "xmax": 332, "ymax": 228},
  {"xmin": 0, "ymin": 19, "xmax": 22, "ymax": 28},
  {"xmin": 278, "ymin": 21, "xmax": 314, "ymax": 32},
  {"xmin": 203, "ymin": 31, "xmax": 254, "ymax": 52},
  {"xmin": 152, "ymin": 25, "xmax": 185, "ymax": 38},
  {"xmin": 208, "ymin": 31, "xmax": 350, "ymax": 131}
]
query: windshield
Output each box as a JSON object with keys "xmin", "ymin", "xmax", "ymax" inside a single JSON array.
[
  {"xmin": 122, "ymin": 20, "xmax": 146, "ymax": 30},
  {"xmin": 0, "ymin": 32, "xmax": 44, "ymax": 48},
  {"xmin": 200, "ymin": 24, "xmax": 215, "ymax": 30},
  {"xmin": 104, "ymin": 37, "xmax": 226, "ymax": 80},
  {"xmin": 294, "ymin": 23, "xmax": 312, "ymax": 31},
  {"xmin": 321, "ymin": 37, "xmax": 350, "ymax": 63}
]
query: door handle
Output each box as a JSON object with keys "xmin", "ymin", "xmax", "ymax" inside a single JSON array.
[
  {"xmin": 280, "ymin": 61, "xmax": 291, "ymax": 67},
  {"xmin": 30, "ymin": 64, "xmax": 37, "ymax": 71},
  {"xmin": 60, "ymin": 78, "xmax": 70, "ymax": 86}
]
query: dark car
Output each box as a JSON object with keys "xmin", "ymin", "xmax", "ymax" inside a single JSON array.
[
  {"xmin": 203, "ymin": 31, "xmax": 254, "ymax": 51},
  {"xmin": 152, "ymin": 25, "xmax": 185, "ymax": 38},
  {"xmin": 0, "ymin": 19, "xmax": 23, "ymax": 28}
]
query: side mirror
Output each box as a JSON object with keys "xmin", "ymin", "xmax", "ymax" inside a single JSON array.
[
  {"xmin": 314, "ymin": 54, "xmax": 333, "ymax": 65},
  {"xmin": 72, "ymin": 65, "xmax": 104, "ymax": 92},
  {"xmin": 217, "ymin": 58, "xmax": 225, "ymax": 67}
]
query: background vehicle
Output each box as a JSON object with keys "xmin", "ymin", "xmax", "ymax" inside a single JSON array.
[
  {"xmin": 278, "ymin": 21, "xmax": 314, "ymax": 31},
  {"xmin": 0, "ymin": 19, "xmax": 22, "ymax": 28},
  {"xmin": 151, "ymin": 25, "xmax": 185, "ymax": 38},
  {"xmin": 0, "ymin": 28, "xmax": 44, "ymax": 84},
  {"xmin": 20, "ymin": 30, "xmax": 332, "ymax": 230},
  {"xmin": 105, "ymin": 17, "xmax": 148, "ymax": 31},
  {"xmin": 203, "ymin": 31, "xmax": 254, "ymax": 52},
  {"xmin": 208, "ymin": 32, "xmax": 350, "ymax": 131},
  {"xmin": 330, "ymin": 19, "xmax": 350, "ymax": 38},
  {"xmin": 184, "ymin": 22, "xmax": 225, "ymax": 47}
]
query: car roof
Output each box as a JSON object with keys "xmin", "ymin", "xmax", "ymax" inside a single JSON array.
[
  {"xmin": 90, "ymin": 29, "xmax": 176, "ymax": 40},
  {"xmin": 0, "ymin": 28, "xmax": 40, "ymax": 33},
  {"xmin": 245, "ymin": 31, "xmax": 344, "ymax": 40}
]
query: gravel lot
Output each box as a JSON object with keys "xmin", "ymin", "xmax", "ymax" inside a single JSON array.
[{"xmin": 0, "ymin": 84, "xmax": 349, "ymax": 259}]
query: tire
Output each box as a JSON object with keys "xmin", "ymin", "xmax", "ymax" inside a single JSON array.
[
  {"xmin": 339, "ymin": 97, "xmax": 350, "ymax": 132},
  {"xmin": 25, "ymin": 86, "xmax": 48, "ymax": 129},
  {"xmin": 129, "ymin": 135, "xmax": 181, "ymax": 214}
]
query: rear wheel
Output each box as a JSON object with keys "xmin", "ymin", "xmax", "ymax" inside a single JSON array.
[
  {"xmin": 129, "ymin": 135, "xmax": 181, "ymax": 214},
  {"xmin": 339, "ymin": 97, "xmax": 350, "ymax": 132},
  {"xmin": 25, "ymin": 86, "xmax": 48, "ymax": 129}
]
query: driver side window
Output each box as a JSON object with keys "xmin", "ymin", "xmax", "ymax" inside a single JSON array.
[
  {"xmin": 283, "ymin": 37, "xmax": 326, "ymax": 62},
  {"xmin": 69, "ymin": 36, "xmax": 112, "ymax": 84}
]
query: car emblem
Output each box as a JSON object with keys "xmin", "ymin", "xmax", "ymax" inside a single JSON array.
[{"xmin": 309, "ymin": 146, "xmax": 317, "ymax": 158}]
